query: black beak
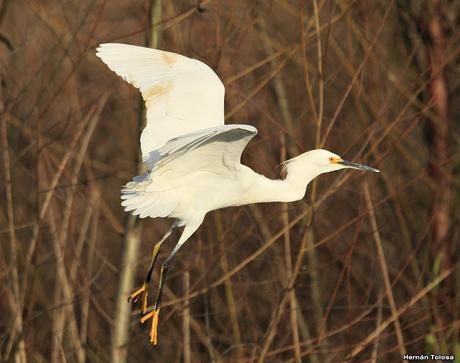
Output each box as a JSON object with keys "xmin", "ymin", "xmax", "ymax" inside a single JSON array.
[{"xmin": 338, "ymin": 160, "xmax": 380, "ymax": 173}]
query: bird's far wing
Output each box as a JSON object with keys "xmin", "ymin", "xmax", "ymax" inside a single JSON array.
[
  {"xmin": 96, "ymin": 43, "xmax": 225, "ymax": 168},
  {"xmin": 147, "ymin": 124, "xmax": 257, "ymax": 190}
]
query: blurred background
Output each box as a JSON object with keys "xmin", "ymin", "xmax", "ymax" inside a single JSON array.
[{"xmin": 1, "ymin": 0, "xmax": 459, "ymax": 362}]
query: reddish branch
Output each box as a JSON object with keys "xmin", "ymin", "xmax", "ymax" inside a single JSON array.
[{"xmin": 425, "ymin": 1, "xmax": 451, "ymax": 262}]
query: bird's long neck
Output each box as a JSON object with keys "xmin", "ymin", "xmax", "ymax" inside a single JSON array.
[{"xmin": 236, "ymin": 165, "xmax": 317, "ymax": 206}]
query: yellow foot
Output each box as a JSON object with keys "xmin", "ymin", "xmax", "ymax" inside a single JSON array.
[
  {"xmin": 128, "ymin": 283, "xmax": 149, "ymax": 313},
  {"xmin": 141, "ymin": 308, "xmax": 160, "ymax": 345}
]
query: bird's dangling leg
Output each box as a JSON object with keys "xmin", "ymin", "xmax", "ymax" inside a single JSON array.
[
  {"xmin": 140, "ymin": 261, "xmax": 170, "ymax": 345},
  {"xmin": 141, "ymin": 221, "xmax": 201, "ymax": 345},
  {"xmin": 128, "ymin": 222, "xmax": 178, "ymax": 314}
]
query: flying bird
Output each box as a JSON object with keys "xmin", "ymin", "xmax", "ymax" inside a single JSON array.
[{"xmin": 96, "ymin": 43, "xmax": 379, "ymax": 345}]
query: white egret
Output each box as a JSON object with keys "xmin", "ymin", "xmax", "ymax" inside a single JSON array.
[{"xmin": 96, "ymin": 43, "xmax": 379, "ymax": 345}]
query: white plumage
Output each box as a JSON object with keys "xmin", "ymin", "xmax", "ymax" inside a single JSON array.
[
  {"xmin": 96, "ymin": 43, "xmax": 225, "ymax": 168},
  {"xmin": 96, "ymin": 43, "xmax": 379, "ymax": 345},
  {"xmin": 119, "ymin": 124, "xmax": 257, "ymax": 221}
]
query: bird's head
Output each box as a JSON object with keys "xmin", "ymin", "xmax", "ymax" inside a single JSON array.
[{"xmin": 282, "ymin": 149, "xmax": 379, "ymax": 181}]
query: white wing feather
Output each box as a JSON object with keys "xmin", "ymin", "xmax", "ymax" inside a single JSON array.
[
  {"xmin": 95, "ymin": 43, "xmax": 225, "ymax": 168},
  {"xmin": 151, "ymin": 124, "xmax": 257, "ymax": 180},
  {"xmin": 120, "ymin": 125, "xmax": 257, "ymax": 218}
]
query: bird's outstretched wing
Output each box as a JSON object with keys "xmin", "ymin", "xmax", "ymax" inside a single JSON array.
[
  {"xmin": 145, "ymin": 124, "xmax": 257, "ymax": 190},
  {"xmin": 96, "ymin": 43, "xmax": 225, "ymax": 168},
  {"xmin": 120, "ymin": 124, "xmax": 257, "ymax": 217}
]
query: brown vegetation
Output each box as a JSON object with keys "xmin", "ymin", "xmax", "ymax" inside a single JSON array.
[{"xmin": 1, "ymin": 0, "xmax": 459, "ymax": 362}]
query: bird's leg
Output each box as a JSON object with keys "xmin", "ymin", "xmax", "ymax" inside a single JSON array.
[
  {"xmin": 127, "ymin": 240, "xmax": 162, "ymax": 313},
  {"xmin": 141, "ymin": 221, "xmax": 201, "ymax": 345},
  {"xmin": 128, "ymin": 222, "xmax": 177, "ymax": 313},
  {"xmin": 141, "ymin": 260, "xmax": 171, "ymax": 345}
]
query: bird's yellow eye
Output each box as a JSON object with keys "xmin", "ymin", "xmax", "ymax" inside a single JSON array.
[{"xmin": 329, "ymin": 157, "xmax": 334, "ymax": 162}]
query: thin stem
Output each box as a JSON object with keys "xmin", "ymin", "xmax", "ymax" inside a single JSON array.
[{"xmin": 363, "ymin": 181, "xmax": 406, "ymax": 355}]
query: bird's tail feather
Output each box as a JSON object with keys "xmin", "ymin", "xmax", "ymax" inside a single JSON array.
[{"xmin": 121, "ymin": 173, "xmax": 176, "ymax": 219}]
